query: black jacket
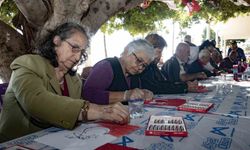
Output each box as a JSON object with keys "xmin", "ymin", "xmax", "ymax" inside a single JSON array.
[
  {"xmin": 161, "ymin": 56, "xmax": 183, "ymax": 83},
  {"xmin": 140, "ymin": 63, "xmax": 188, "ymax": 94}
]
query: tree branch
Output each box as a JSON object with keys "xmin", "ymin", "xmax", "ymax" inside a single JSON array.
[
  {"xmin": 14, "ymin": 0, "xmax": 50, "ymax": 27},
  {"xmin": 37, "ymin": 0, "xmax": 90, "ymax": 41},
  {"xmin": 0, "ymin": 20, "xmax": 26, "ymax": 82},
  {"xmin": 81, "ymin": 0, "xmax": 144, "ymax": 34}
]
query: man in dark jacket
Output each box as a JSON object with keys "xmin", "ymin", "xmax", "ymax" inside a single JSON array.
[
  {"xmin": 161, "ymin": 43, "xmax": 207, "ymax": 83},
  {"xmin": 140, "ymin": 34, "xmax": 198, "ymax": 94}
]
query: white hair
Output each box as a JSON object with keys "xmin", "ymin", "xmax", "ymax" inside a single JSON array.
[{"xmin": 122, "ymin": 39, "xmax": 155, "ymax": 61}]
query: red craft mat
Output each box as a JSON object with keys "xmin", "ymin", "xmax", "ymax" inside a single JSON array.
[
  {"xmin": 98, "ymin": 122, "xmax": 140, "ymax": 137},
  {"xmin": 144, "ymin": 98, "xmax": 186, "ymax": 107},
  {"xmin": 96, "ymin": 143, "xmax": 138, "ymax": 150}
]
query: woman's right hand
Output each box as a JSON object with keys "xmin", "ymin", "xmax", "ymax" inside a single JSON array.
[
  {"xmin": 124, "ymin": 88, "xmax": 153, "ymax": 100},
  {"xmin": 87, "ymin": 102, "xmax": 129, "ymax": 124}
]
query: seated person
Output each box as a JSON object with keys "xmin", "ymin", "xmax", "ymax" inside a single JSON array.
[
  {"xmin": 184, "ymin": 35, "xmax": 199, "ymax": 64},
  {"xmin": 161, "ymin": 43, "xmax": 207, "ymax": 82},
  {"xmin": 227, "ymin": 40, "xmax": 246, "ymax": 64},
  {"xmin": 211, "ymin": 39, "xmax": 222, "ymax": 54},
  {"xmin": 219, "ymin": 51, "xmax": 238, "ymax": 73},
  {"xmin": 0, "ymin": 22, "xmax": 129, "ymax": 143},
  {"xmin": 211, "ymin": 49, "xmax": 222, "ymax": 69},
  {"xmin": 187, "ymin": 49, "xmax": 215, "ymax": 77},
  {"xmin": 209, "ymin": 50, "xmax": 222, "ymax": 75},
  {"xmin": 199, "ymin": 40, "xmax": 218, "ymax": 73},
  {"xmin": 83, "ymin": 39, "xmax": 154, "ymax": 105},
  {"xmin": 140, "ymin": 34, "xmax": 199, "ymax": 94}
]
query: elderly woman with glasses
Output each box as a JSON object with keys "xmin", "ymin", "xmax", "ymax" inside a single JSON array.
[
  {"xmin": 83, "ymin": 39, "xmax": 154, "ymax": 105},
  {"xmin": 0, "ymin": 22, "xmax": 129, "ymax": 143}
]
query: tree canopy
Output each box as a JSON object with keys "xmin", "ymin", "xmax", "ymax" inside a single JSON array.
[
  {"xmin": 0, "ymin": 0, "xmax": 18, "ymax": 25},
  {"xmin": 101, "ymin": 0, "xmax": 250, "ymax": 35},
  {"xmin": 1, "ymin": 0, "xmax": 250, "ymax": 35}
]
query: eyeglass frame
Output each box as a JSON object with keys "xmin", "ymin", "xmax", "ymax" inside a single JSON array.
[
  {"xmin": 64, "ymin": 40, "xmax": 87, "ymax": 53},
  {"xmin": 132, "ymin": 52, "xmax": 148, "ymax": 68},
  {"xmin": 64, "ymin": 40, "xmax": 88, "ymax": 61}
]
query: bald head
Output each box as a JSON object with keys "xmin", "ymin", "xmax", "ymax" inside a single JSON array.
[
  {"xmin": 184, "ymin": 35, "xmax": 191, "ymax": 43},
  {"xmin": 175, "ymin": 42, "xmax": 190, "ymax": 63}
]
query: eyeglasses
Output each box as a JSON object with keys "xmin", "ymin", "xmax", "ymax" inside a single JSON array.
[
  {"xmin": 132, "ymin": 52, "xmax": 148, "ymax": 68},
  {"xmin": 64, "ymin": 40, "xmax": 88, "ymax": 61},
  {"xmin": 64, "ymin": 40, "xmax": 86, "ymax": 53}
]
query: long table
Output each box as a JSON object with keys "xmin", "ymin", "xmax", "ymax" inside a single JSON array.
[{"xmin": 1, "ymin": 77, "xmax": 250, "ymax": 149}]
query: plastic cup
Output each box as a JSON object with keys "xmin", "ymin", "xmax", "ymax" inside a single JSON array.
[{"xmin": 128, "ymin": 99, "xmax": 144, "ymax": 119}]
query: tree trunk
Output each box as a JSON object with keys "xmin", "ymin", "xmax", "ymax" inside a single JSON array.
[
  {"xmin": 0, "ymin": 20, "xmax": 26, "ymax": 82},
  {"xmin": 0, "ymin": 0, "xmax": 144, "ymax": 82}
]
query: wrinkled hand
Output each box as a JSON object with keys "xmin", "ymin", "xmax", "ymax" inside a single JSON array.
[
  {"xmin": 213, "ymin": 69, "xmax": 221, "ymax": 76},
  {"xmin": 197, "ymin": 72, "xmax": 207, "ymax": 79},
  {"xmin": 100, "ymin": 102, "xmax": 129, "ymax": 124},
  {"xmin": 187, "ymin": 80, "xmax": 199, "ymax": 92},
  {"xmin": 125, "ymin": 88, "xmax": 153, "ymax": 100}
]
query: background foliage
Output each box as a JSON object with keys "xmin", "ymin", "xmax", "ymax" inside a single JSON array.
[
  {"xmin": 101, "ymin": 0, "xmax": 250, "ymax": 35},
  {"xmin": 0, "ymin": 0, "xmax": 18, "ymax": 25},
  {"xmin": 1, "ymin": 0, "xmax": 250, "ymax": 35}
]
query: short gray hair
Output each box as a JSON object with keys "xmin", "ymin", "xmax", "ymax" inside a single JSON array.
[
  {"xmin": 122, "ymin": 39, "xmax": 154, "ymax": 61},
  {"xmin": 199, "ymin": 49, "xmax": 210, "ymax": 59}
]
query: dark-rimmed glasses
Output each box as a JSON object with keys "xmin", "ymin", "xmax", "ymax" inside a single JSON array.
[
  {"xmin": 64, "ymin": 40, "xmax": 88, "ymax": 61},
  {"xmin": 64, "ymin": 40, "xmax": 86, "ymax": 53},
  {"xmin": 132, "ymin": 52, "xmax": 148, "ymax": 68}
]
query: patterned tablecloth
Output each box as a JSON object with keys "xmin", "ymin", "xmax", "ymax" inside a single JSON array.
[{"xmin": 1, "ymin": 78, "xmax": 250, "ymax": 150}]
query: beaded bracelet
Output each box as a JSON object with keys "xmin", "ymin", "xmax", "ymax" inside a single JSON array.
[{"xmin": 81, "ymin": 101, "xmax": 90, "ymax": 122}]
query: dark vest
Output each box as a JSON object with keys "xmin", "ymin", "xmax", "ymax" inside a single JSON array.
[{"xmin": 105, "ymin": 57, "xmax": 140, "ymax": 91}]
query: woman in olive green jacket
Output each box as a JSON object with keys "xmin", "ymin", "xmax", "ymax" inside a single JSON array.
[{"xmin": 0, "ymin": 22, "xmax": 129, "ymax": 142}]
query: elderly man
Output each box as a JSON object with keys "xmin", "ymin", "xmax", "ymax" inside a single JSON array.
[
  {"xmin": 161, "ymin": 43, "xmax": 207, "ymax": 82},
  {"xmin": 184, "ymin": 35, "xmax": 199, "ymax": 64},
  {"xmin": 187, "ymin": 49, "xmax": 216, "ymax": 77}
]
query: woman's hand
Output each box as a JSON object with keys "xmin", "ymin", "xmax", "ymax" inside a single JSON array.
[
  {"xmin": 87, "ymin": 102, "xmax": 129, "ymax": 124},
  {"xmin": 124, "ymin": 88, "xmax": 153, "ymax": 100}
]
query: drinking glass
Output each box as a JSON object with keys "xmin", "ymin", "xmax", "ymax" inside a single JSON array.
[{"xmin": 128, "ymin": 99, "xmax": 144, "ymax": 119}]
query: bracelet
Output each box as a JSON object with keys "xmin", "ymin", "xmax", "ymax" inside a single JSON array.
[{"xmin": 81, "ymin": 101, "xmax": 90, "ymax": 122}]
